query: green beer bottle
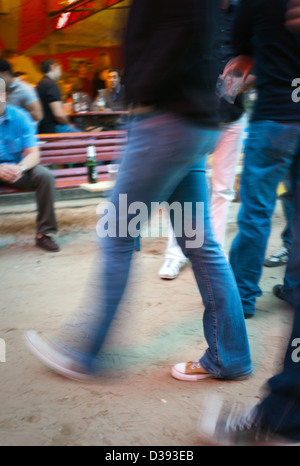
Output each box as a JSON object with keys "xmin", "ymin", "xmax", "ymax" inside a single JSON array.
[{"xmin": 86, "ymin": 145, "xmax": 98, "ymax": 184}]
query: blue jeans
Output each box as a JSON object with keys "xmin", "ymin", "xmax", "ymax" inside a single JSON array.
[
  {"xmin": 230, "ymin": 120, "xmax": 300, "ymax": 316},
  {"xmin": 257, "ymin": 147, "xmax": 300, "ymax": 439},
  {"xmin": 62, "ymin": 110, "xmax": 252, "ymax": 377},
  {"xmin": 55, "ymin": 124, "xmax": 79, "ymax": 133}
]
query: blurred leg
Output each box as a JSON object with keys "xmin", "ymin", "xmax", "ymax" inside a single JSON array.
[{"xmin": 211, "ymin": 115, "xmax": 247, "ymax": 246}]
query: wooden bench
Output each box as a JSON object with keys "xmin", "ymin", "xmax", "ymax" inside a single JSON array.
[
  {"xmin": 0, "ymin": 130, "xmax": 127, "ymax": 194},
  {"xmin": 0, "ymin": 130, "xmax": 142, "ymax": 250}
]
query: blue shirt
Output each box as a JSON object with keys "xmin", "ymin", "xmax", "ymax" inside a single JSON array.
[{"xmin": 0, "ymin": 104, "xmax": 38, "ymax": 165}]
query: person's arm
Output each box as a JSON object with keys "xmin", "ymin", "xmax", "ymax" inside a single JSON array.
[
  {"xmin": 232, "ymin": 0, "xmax": 254, "ymax": 56},
  {"xmin": 47, "ymin": 81, "xmax": 72, "ymax": 125},
  {"xmin": 222, "ymin": 0, "xmax": 255, "ymax": 83},
  {"xmin": 21, "ymin": 83, "xmax": 44, "ymax": 122},
  {"xmin": 0, "ymin": 146, "xmax": 39, "ymax": 182},
  {"xmin": 18, "ymin": 145, "xmax": 40, "ymax": 171},
  {"xmin": 26, "ymin": 100, "xmax": 43, "ymax": 122},
  {"xmin": 49, "ymin": 100, "xmax": 71, "ymax": 125},
  {"xmin": 0, "ymin": 109, "xmax": 40, "ymax": 182},
  {"xmin": 221, "ymin": 0, "xmax": 230, "ymax": 9},
  {"xmin": 222, "ymin": 55, "xmax": 255, "ymax": 83}
]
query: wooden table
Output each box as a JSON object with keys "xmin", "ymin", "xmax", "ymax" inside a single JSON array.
[{"xmin": 69, "ymin": 110, "xmax": 129, "ymax": 132}]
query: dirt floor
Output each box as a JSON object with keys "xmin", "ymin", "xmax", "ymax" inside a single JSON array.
[{"xmin": 0, "ymin": 196, "xmax": 292, "ymax": 446}]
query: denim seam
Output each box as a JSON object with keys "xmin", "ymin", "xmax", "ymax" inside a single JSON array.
[{"xmin": 198, "ymin": 259, "xmax": 221, "ymax": 376}]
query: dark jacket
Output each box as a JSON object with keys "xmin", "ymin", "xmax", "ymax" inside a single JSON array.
[
  {"xmin": 123, "ymin": 0, "xmax": 221, "ymax": 128},
  {"xmin": 233, "ymin": 0, "xmax": 300, "ymax": 122}
]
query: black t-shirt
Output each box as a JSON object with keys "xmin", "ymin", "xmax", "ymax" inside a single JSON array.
[
  {"xmin": 233, "ymin": 0, "xmax": 300, "ymax": 122},
  {"xmin": 123, "ymin": 0, "xmax": 221, "ymax": 128},
  {"xmin": 36, "ymin": 76, "xmax": 62, "ymax": 133}
]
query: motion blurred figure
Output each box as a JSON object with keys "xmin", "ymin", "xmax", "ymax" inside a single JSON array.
[
  {"xmin": 158, "ymin": 0, "xmax": 250, "ymax": 280},
  {"xmin": 25, "ymin": 0, "xmax": 252, "ymax": 383}
]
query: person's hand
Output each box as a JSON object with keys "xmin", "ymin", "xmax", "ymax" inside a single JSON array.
[
  {"xmin": 285, "ymin": 0, "xmax": 300, "ymax": 35},
  {"xmin": 0, "ymin": 164, "xmax": 23, "ymax": 183},
  {"xmin": 220, "ymin": 0, "xmax": 230, "ymax": 9},
  {"xmin": 222, "ymin": 55, "xmax": 255, "ymax": 83}
]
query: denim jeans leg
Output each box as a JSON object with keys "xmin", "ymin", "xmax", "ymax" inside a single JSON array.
[
  {"xmin": 62, "ymin": 111, "xmax": 221, "ymax": 372},
  {"xmin": 60, "ymin": 111, "xmax": 250, "ymax": 375},
  {"xmin": 284, "ymin": 138, "xmax": 300, "ymax": 298},
  {"xmin": 230, "ymin": 121, "xmax": 299, "ymax": 316},
  {"xmin": 256, "ymin": 142, "xmax": 300, "ymax": 438},
  {"xmin": 169, "ymin": 162, "xmax": 252, "ymax": 377}
]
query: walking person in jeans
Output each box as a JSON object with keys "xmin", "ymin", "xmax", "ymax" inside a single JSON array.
[
  {"xmin": 197, "ymin": 0, "xmax": 300, "ymax": 446},
  {"xmin": 25, "ymin": 0, "xmax": 252, "ymax": 382}
]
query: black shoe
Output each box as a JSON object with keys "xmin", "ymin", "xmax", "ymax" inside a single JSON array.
[
  {"xmin": 197, "ymin": 394, "xmax": 300, "ymax": 446},
  {"xmin": 273, "ymin": 284, "xmax": 286, "ymax": 302},
  {"xmin": 36, "ymin": 235, "xmax": 60, "ymax": 252}
]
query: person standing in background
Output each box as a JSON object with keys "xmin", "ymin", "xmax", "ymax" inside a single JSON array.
[
  {"xmin": 0, "ymin": 58, "xmax": 43, "ymax": 124},
  {"xmin": 37, "ymin": 59, "xmax": 78, "ymax": 134}
]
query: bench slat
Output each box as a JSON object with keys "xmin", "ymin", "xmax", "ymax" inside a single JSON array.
[
  {"xmin": 39, "ymin": 130, "xmax": 127, "ymax": 141},
  {"xmin": 40, "ymin": 139, "xmax": 127, "ymax": 150}
]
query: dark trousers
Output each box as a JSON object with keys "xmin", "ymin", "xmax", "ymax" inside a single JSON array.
[
  {"xmin": 257, "ymin": 130, "xmax": 300, "ymax": 440},
  {"xmin": 0, "ymin": 165, "xmax": 58, "ymax": 236}
]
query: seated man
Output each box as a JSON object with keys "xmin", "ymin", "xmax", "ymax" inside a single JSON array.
[
  {"xmin": 92, "ymin": 68, "xmax": 127, "ymax": 130},
  {"xmin": 36, "ymin": 59, "xmax": 78, "ymax": 134},
  {"xmin": 0, "ymin": 58, "xmax": 43, "ymax": 124},
  {"xmin": 0, "ymin": 76, "xmax": 59, "ymax": 252},
  {"xmin": 103, "ymin": 68, "xmax": 126, "ymax": 111}
]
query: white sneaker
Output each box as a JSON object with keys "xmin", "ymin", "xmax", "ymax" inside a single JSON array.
[
  {"xmin": 158, "ymin": 257, "xmax": 189, "ymax": 280},
  {"xmin": 24, "ymin": 330, "xmax": 94, "ymax": 382},
  {"xmin": 264, "ymin": 245, "xmax": 289, "ymax": 267}
]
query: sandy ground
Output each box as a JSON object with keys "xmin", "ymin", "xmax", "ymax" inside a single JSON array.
[{"xmin": 0, "ymin": 196, "xmax": 292, "ymax": 446}]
